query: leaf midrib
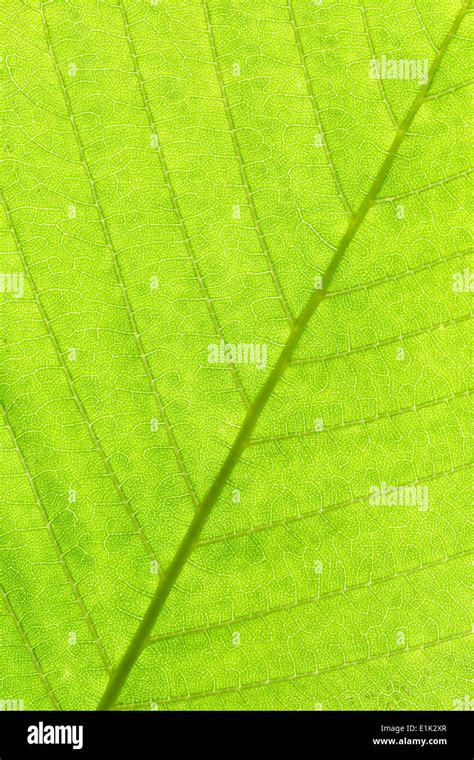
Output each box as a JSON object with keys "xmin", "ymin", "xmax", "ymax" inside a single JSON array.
[{"xmin": 97, "ymin": 0, "xmax": 472, "ymax": 710}]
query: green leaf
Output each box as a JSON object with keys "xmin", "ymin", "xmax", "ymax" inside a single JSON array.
[{"xmin": 0, "ymin": 0, "xmax": 472, "ymax": 712}]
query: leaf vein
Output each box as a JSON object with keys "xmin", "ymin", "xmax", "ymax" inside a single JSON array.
[
  {"xmin": 0, "ymin": 584, "xmax": 61, "ymax": 710},
  {"xmin": 248, "ymin": 388, "xmax": 472, "ymax": 447},
  {"xmin": 118, "ymin": 0, "xmax": 250, "ymax": 409},
  {"xmin": 120, "ymin": 629, "xmax": 472, "ymax": 708},
  {"xmin": 149, "ymin": 550, "xmax": 471, "ymax": 644},
  {"xmin": 198, "ymin": 461, "xmax": 473, "ymax": 546},
  {"xmin": 203, "ymin": 0, "xmax": 295, "ymax": 326},
  {"xmin": 1, "ymin": 404, "xmax": 113, "ymax": 676},
  {"xmin": 39, "ymin": 1, "xmax": 199, "ymax": 508},
  {"xmin": 0, "ymin": 190, "xmax": 156, "ymax": 561}
]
